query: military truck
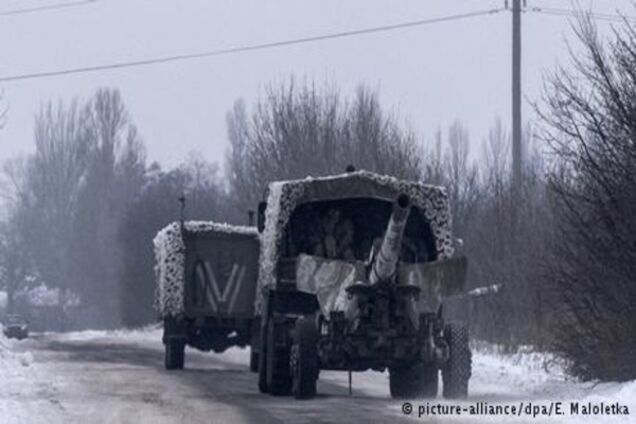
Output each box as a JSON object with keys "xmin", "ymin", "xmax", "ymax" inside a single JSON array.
[
  {"xmin": 154, "ymin": 221, "xmax": 260, "ymax": 370},
  {"xmin": 254, "ymin": 170, "xmax": 471, "ymax": 399}
]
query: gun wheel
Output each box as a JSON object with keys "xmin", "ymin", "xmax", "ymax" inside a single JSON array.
[
  {"xmin": 442, "ymin": 321, "xmax": 471, "ymax": 399},
  {"xmin": 290, "ymin": 317, "xmax": 319, "ymax": 400}
]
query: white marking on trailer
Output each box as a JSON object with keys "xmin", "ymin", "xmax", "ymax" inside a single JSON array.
[
  {"xmin": 203, "ymin": 262, "xmax": 219, "ymax": 310},
  {"xmin": 227, "ymin": 265, "xmax": 246, "ymax": 314}
]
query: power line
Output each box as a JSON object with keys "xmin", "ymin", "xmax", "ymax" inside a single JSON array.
[
  {"xmin": 0, "ymin": 7, "xmax": 505, "ymax": 83},
  {"xmin": 527, "ymin": 6, "xmax": 636, "ymax": 24},
  {"xmin": 0, "ymin": 0, "xmax": 96, "ymax": 17}
]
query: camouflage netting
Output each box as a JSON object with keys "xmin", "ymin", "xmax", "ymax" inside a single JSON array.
[
  {"xmin": 256, "ymin": 171, "xmax": 454, "ymax": 313},
  {"xmin": 153, "ymin": 221, "xmax": 259, "ymax": 317}
]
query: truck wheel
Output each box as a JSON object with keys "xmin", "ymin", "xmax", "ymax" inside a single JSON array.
[
  {"xmin": 389, "ymin": 362, "xmax": 436, "ymax": 399},
  {"xmin": 442, "ymin": 322, "xmax": 471, "ymax": 399},
  {"xmin": 164, "ymin": 340, "xmax": 185, "ymax": 370},
  {"xmin": 290, "ymin": 317, "xmax": 319, "ymax": 399},
  {"xmin": 266, "ymin": 319, "xmax": 292, "ymax": 396},
  {"xmin": 250, "ymin": 317, "xmax": 261, "ymax": 373},
  {"xmin": 258, "ymin": 331, "xmax": 269, "ymax": 393}
]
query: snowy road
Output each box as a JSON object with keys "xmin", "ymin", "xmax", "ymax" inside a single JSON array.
[{"xmin": 1, "ymin": 328, "xmax": 634, "ymax": 424}]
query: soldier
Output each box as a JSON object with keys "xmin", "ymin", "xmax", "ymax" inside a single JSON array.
[
  {"xmin": 334, "ymin": 217, "xmax": 355, "ymax": 260},
  {"xmin": 313, "ymin": 208, "xmax": 355, "ymax": 260}
]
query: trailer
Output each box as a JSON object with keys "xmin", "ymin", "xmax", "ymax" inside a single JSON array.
[{"xmin": 154, "ymin": 221, "xmax": 260, "ymax": 370}]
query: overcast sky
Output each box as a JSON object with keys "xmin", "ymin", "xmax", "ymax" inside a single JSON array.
[{"xmin": 0, "ymin": 0, "xmax": 633, "ymax": 169}]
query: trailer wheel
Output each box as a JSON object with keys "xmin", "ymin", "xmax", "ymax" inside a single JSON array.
[
  {"xmin": 442, "ymin": 321, "xmax": 471, "ymax": 399},
  {"xmin": 164, "ymin": 339, "xmax": 185, "ymax": 370},
  {"xmin": 389, "ymin": 362, "xmax": 436, "ymax": 399},
  {"xmin": 290, "ymin": 317, "xmax": 319, "ymax": 399},
  {"xmin": 266, "ymin": 319, "xmax": 292, "ymax": 396}
]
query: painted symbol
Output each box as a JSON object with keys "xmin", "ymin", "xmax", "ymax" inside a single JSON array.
[{"xmin": 192, "ymin": 261, "xmax": 247, "ymax": 313}]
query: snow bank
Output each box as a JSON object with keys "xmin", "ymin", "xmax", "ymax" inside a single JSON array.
[
  {"xmin": 153, "ymin": 221, "xmax": 258, "ymax": 317},
  {"xmin": 53, "ymin": 324, "xmax": 163, "ymax": 344},
  {"xmin": 0, "ymin": 324, "xmax": 34, "ymax": 371},
  {"xmin": 445, "ymin": 344, "xmax": 636, "ymax": 423}
]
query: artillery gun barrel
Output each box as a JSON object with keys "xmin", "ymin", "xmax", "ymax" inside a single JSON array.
[{"xmin": 369, "ymin": 193, "xmax": 411, "ymax": 285}]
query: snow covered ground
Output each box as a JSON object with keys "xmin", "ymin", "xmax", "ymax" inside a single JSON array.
[{"xmin": 0, "ymin": 326, "xmax": 634, "ymax": 423}]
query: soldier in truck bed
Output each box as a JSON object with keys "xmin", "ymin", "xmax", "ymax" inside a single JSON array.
[{"xmin": 312, "ymin": 208, "xmax": 355, "ymax": 261}]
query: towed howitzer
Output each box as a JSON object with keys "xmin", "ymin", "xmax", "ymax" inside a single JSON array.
[
  {"xmin": 345, "ymin": 193, "xmax": 421, "ymax": 332},
  {"xmin": 368, "ymin": 193, "xmax": 411, "ymax": 286},
  {"xmin": 346, "ymin": 193, "xmax": 420, "ymax": 332}
]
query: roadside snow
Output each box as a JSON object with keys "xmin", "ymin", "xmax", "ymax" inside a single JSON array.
[
  {"xmin": 386, "ymin": 343, "xmax": 636, "ymax": 423},
  {"xmin": 1, "ymin": 327, "xmax": 634, "ymax": 423},
  {"xmin": 0, "ymin": 324, "xmax": 40, "ymax": 424},
  {"xmin": 0, "ymin": 324, "xmax": 35, "ymax": 369},
  {"xmin": 52, "ymin": 324, "xmax": 164, "ymax": 344}
]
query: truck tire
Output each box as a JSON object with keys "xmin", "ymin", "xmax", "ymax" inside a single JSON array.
[
  {"xmin": 250, "ymin": 317, "xmax": 261, "ymax": 373},
  {"xmin": 442, "ymin": 321, "xmax": 471, "ymax": 399},
  {"xmin": 290, "ymin": 317, "xmax": 319, "ymax": 399},
  {"xmin": 266, "ymin": 319, "xmax": 292, "ymax": 396},
  {"xmin": 164, "ymin": 339, "xmax": 185, "ymax": 370},
  {"xmin": 389, "ymin": 362, "xmax": 436, "ymax": 399},
  {"xmin": 258, "ymin": 330, "xmax": 269, "ymax": 393}
]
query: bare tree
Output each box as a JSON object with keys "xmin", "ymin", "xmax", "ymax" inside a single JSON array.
[
  {"xmin": 225, "ymin": 80, "xmax": 422, "ymax": 214},
  {"xmin": 119, "ymin": 158, "xmax": 230, "ymax": 326},
  {"xmin": 538, "ymin": 16, "xmax": 636, "ymax": 380},
  {"xmin": 4, "ymin": 88, "xmax": 146, "ymax": 328}
]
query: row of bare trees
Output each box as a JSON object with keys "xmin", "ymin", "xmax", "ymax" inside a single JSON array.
[
  {"xmin": 225, "ymin": 82, "xmax": 423, "ymax": 214},
  {"xmin": 538, "ymin": 18, "xmax": 636, "ymax": 381},
  {"xmin": 0, "ymin": 90, "xmax": 146, "ymax": 327},
  {"xmin": 0, "ymin": 89, "xmax": 230, "ymax": 328}
]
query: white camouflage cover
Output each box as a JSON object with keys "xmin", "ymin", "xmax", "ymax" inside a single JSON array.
[
  {"xmin": 256, "ymin": 170, "xmax": 455, "ymax": 313},
  {"xmin": 153, "ymin": 221, "xmax": 259, "ymax": 317}
]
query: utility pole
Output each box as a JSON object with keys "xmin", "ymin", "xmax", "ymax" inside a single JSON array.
[{"xmin": 512, "ymin": 0, "xmax": 523, "ymax": 191}]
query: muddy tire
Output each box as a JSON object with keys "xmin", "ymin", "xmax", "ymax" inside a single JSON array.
[
  {"xmin": 266, "ymin": 319, "xmax": 292, "ymax": 396},
  {"xmin": 164, "ymin": 339, "xmax": 185, "ymax": 370},
  {"xmin": 442, "ymin": 322, "xmax": 471, "ymax": 399},
  {"xmin": 291, "ymin": 317, "xmax": 319, "ymax": 399}
]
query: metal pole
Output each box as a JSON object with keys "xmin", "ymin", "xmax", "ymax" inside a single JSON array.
[{"xmin": 512, "ymin": 0, "xmax": 522, "ymax": 191}]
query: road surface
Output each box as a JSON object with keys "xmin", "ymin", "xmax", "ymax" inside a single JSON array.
[
  {"xmin": 1, "ymin": 329, "xmax": 421, "ymax": 424},
  {"xmin": 1, "ymin": 328, "xmax": 634, "ymax": 423}
]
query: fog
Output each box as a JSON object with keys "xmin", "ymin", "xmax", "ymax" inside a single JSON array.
[{"xmin": 0, "ymin": 0, "xmax": 632, "ymax": 167}]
